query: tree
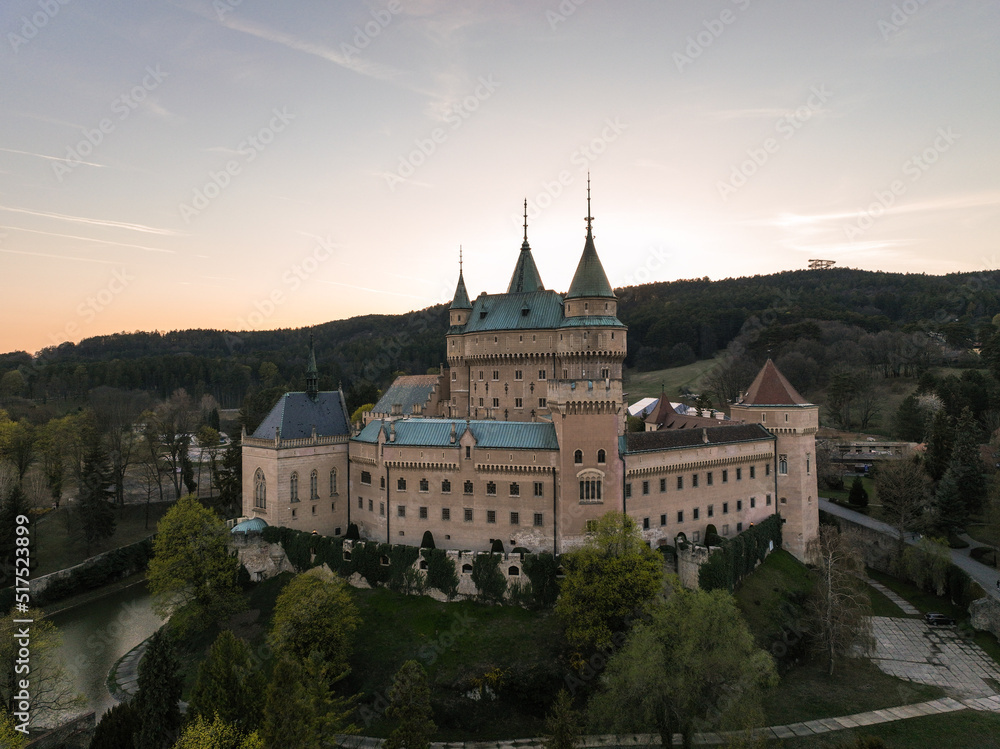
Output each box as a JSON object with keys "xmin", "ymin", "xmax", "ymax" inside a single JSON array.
[
  {"xmin": 213, "ymin": 437, "xmax": 242, "ymax": 518},
  {"xmin": 0, "ymin": 416, "xmax": 35, "ymax": 486},
  {"xmin": 806, "ymin": 526, "xmax": 874, "ymax": 676},
  {"xmin": 933, "ymin": 408, "xmax": 987, "ymax": 532},
  {"xmin": 0, "ymin": 608, "xmax": 82, "ymax": 720},
  {"xmin": 195, "ymin": 426, "xmax": 221, "ymax": 502},
  {"xmin": 77, "ymin": 442, "xmax": 117, "ymax": 554},
  {"xmin": 705, "ymin": 355, "xmax": 758, "ymax": 405},
  {"xmin": 171, "ymin": 714, "xmax": 263, "ymax": 749},
  {"xmin": 874, "ymin": 458, "xmax": 930, "ymax": 555},
  {"xmin": 542, "ymin": 689, "xmax": 580, "ymax": 749},
  {"xmin": 152, "ymin": 390, "xmax": 195, "ymax": 500},
  {"xmin": 260, "ymin": 654, "xmax": 355, "ymax": 749},
  {"xmin": 188, "ymin": 631, "xmax": 264, "ymax": 731},
  {"xmin": 89, "ymin": 699, "xmax": 141, "ymax": 749},
  {"xmin": 147, "ymin": 495, "xmax": 246, "ymax": 633},
  {"xmin": 0, "ymin": 485, "xmax": 32, "ymax": 586},
  {"xmin": 0, "ymin": 706, "xmax": 26, "ymax": 749},
  {"xmin": 589, "ymin": 578, "xmax": 777, "ymax": 749},
  {"xmin": 384, "ymin": 660, "xmax": 436, "ymax": 749},
  {"xmin": 91, "ymin": 387, "xmax": 151, "ymax": 509},
  {"xmin": 893, "ymin": 394, "xmax": 926, "ymax": 442},
  {"xmin": 134, "ymin": 629, "xmax": 183, "ymax": 749},
  {"xmin": 847, "ymin": 476, "xmax": 868, "ymax": 508},
  {"xmin": 268, "ymin": 571, "xmax": 360, "ymax": 678},
  {"xmin": 556, "ymin": 512, "xmax": 662, "ymax": 655},
  {"xmin": 924, "ymin": 408, "xmax": 954, "ymax": 482}
]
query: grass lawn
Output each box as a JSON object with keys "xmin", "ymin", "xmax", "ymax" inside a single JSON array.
[
  {"xmin": 32, "ymin": 500, "xmax": 175, "ymax": 576},
  {"xmin": 822, "ymin": 476, "xmax": 877, "ymax": 510},
  {"xmin": 769, "ymin": 710, "xmax": 1000, "ymax": 748},
  {"xmin": 624, "ymin": 359, "xmax": 719, "ymax": 401},
  {"xmin": 735, "ymin": 550, "xmax": 814, "ymax": 653},
  {"xmin": 966, "ymin": 522, "xmax": 1000, "ymax": 549}
]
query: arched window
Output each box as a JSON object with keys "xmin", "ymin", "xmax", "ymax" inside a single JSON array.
[
  {"xmin": 289, "ymin": 472, "xmax": 299, "ymax": 502},
  {"xmin": 574, "ymin": 449, "xmax": 583, "ymax": 464},
  {"xmin": 254, "ymin": 468, "xmax": 266, "ymax": 509},
  {"xmin": 330, "ymin": 469, "xmax": 337, "ymax": 496},
  {"xmin": 310, "ymin": 470, "xmax": 319, "ymax": 500},
  {"xmin": 779, "ymin": 455, "xmax": 788, "ymax": 475},
  {"xmin": 597, "ymin": 449, "xmax": 606, "ymax": 463}
]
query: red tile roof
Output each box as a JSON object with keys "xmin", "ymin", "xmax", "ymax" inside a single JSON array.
[{"xmin": 738, "ymin": 359, "xmax": 810, "ymax": 406}]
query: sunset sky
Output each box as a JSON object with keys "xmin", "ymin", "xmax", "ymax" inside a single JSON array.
[{"xmin": 2, "ymin": 0, "xmax": 998, "ymax": 355}]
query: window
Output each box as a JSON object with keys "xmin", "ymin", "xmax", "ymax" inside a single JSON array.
[
  {"xmin": 479, "ymin": 370, "xmax": 484, "ymax": 380},
  {"xmin": 708, "ymin": 504, "xmax": 714, "ymax": 518},
  {"xmin": 419, "ymin": 478, "xmax": 429, "ymax": 492},
  {"xmin": 692, "ymin": 474, "xmax": 699, "ymax": 488},
  {"xmin": 779, "ymin": 455, "xmax": 788, "ymax": 475},
  {"xmin": 750, "ymin": 496, "xmax": 756, "ymax": 508},
  {"xmin": 368, "ymin": 499, "xmax": 373, "ymax": 512},
  {"xmin": 452, "ymin": 370, "xmax": 457, "ymax": 380},
  {"xmin": 750, "ymin": 466, "xmax": 756, "ymax": 479},
  {"xmin": 677, "ymin": 510, "xmax": 684, "ymax": 523},
  {"xmin": 807, "ymin": 454, "xmax": 811, "ymax": 474},
  {"xmin": 398, "ymin": 505, "xmax": 406, "ymax": 517},
  {"xmin": 765, "ymin": 463, "xmax": 771, "ymax": 476},
  {"xmin": 780, "ymin": 496, "xmax": 787, "ymax": 504},
  {"xmin": 693, "ymin": 507, "xmax": 700, "ymax": 520},
  {"xmin": 487, "ymin": 510, "xmax": 496, "ymax": 524},
  {"xmin": 534, "ymin": 482, "xmax": 544, "ymax": 497},
  {"xmin": 723, "ymin": 524, "xmax": 729, "ymax": 535},
  {"xmin": 514, "ymin": 370, "xmax": 523, "ymax": 380},
  {"xmin": 442, "ymin": 507, "xmax": 450, "ymax": 521},
  {"xmin": 693, "ymin": 531, "xmax": 700, "ymax": 543},
  {"xmin": 290, "ymin": 472, "xmax": 299, "ymax": 502},
  {"xmin": 253, "ymin": 468, "xmax": 266, "ymax": 509},
  {"xmin": 492, "ymin": 398, "xmax": 499, "ymax": 408},
  {"xmin": 492, "ymin": 370, "xmax": 499, "ymax": 380},
  {"xmin": 464, "ymin": 508, "xmax": 473, "ymax": 522},
  {"xmin": 357, "ymin": 496, "xmax": 362, "ymax": 509},
  {"xmin": 642, "ymin": 480, "xmax": 650, "ymax": 495},
  {"xmin": 580, "ymin": 479, "xmax": 602, "ymax": 502},
  {"xmin": 510, "ymin": 482, "xmax": 520, "ymax": 496},
  {"xmin": 510, "ymin": 511, "xmax": 519, "ymax": 525},
  {"xmin": 539, "ymin": 369, "xmax": 546, "ymax": 380},
  {"xmin": 660, "ymin": 514, "xmax": 667, "ymax": 526},
  {"xmin": 514, "ymin": 398, "xmax": 523, "ymax": 408},
  {"xmin": 538, "ymin": 397, "xmax": 547, "ymax": 407},
  {"xmin": 379, "ymin": 501, "xmax": 385, "ymax": 516},
  {"xmin": 737, "ymin": 500, "xmax": 743, "ymax": 512},
  {"xmin": 601, "ymin": 368, "xmax": 610, "ymax": 379},
  {"xmin": 464, "ymin": 480, "xmax": 474, "ymax": 494},
  {"xmin": 442, "ymin": 479, "xmax": 451, "ymax": 493},
  {"xmin": 643, "ymin": 517, "xmax": 650, "ymax": 530},
  {"xmin": 291, "ymin": 508, "xmax": 296, "ymax": 518},
  {"xmin": 723, "ymin": 502, "xmax": 729, "ymax": 514},
  {"xmin": 624, "ymin": 482, "xmax": 632, "ymax": 499},
  {"xmin": 533, "ymin": 512, "xmax": 543, "ymax": 527},
  {"xmin": 486, "ymin": 481, "xmax": 496, "ymax": 496},
  {"xmin": 722, "ymin": 469, "xmax": 728, "ymax": 483},
  {"xmin": 309, "ymin": 470, "xmax": 319, "ymax": 499},
  {"xmin": 677, "ymin": 476, "xmax": 683, "ymax": 490},
  {"xmin": 707, "ymin": 472, "xmax": 713, "ymax": 486},
  {"xmin": 479, "ymin": 398, "xmax": 484, "ymax": 406},
  {"xmin": 574, "ymin": 449, "xmax": 583, "ymax": 464},
  {"xmin": 736, "ymin": 468, "xmax": 742, "ymax": 481},
  {"xmin": 597, "ymin": 449, "xmax": 606, "ymax": 463},
  {"xmin": 737, "ymin": 522, "xmax": 743, "ymax": 533},
  {"xmin": 660, "ymin": 478, "xmax": 667, "ymax": 492},
  {"xmin": 761, "ymin": 413, "xmax": 766, "ymax": 423},
  {"xmin": 465, "ymin": 446, "xmax": 471, "ymax": 459},
  {"xmin": 397, "ymin": 477, "xmax": 406, "ymax": 491},
  {"xmin": 766, "ymin": 494, "xmax": 772, "ymax": 506},
  {"xmin": 419, "ymin": 506, "xmax": 428, "ymax": 519},
  {"xmin": 361, "ymin": 471, "xmax": 372, "ymax": 485},
  {"xmin": 330, "ymin": 469, "xmax": 338, "ymax": 496}
]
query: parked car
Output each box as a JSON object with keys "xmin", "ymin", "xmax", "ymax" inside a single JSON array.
[{"xmin": 924, "ymin": 612, "xmax": 955, "ymax": 626}]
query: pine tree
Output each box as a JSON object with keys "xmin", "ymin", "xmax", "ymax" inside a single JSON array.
[
  {"xmin": 934, "ymin": 408, "xmax": 986, "ymax": 532},
  {"xmin": 77, "ymin": 443, "xmax": 116, "ymax": 554},
  {"xmin": 261, "ymin": 655, "xmax": 354, "ymax": 749},
  {"xmin": 847, "ymin": 477, "xmax": 869, "ymax": 508},
  {"xmin": 133, "ymin": 630, "xmax": 182, "ymax": 749},
  {"xmin": 893, "ymin": 394, "xmax": 926, "ymax": 442},
  {"xmin": 188, "ymin": 630, "xmax": 264, "ymax": 731},
  {"xmin": 88, "ymin": 699, "xmax": 141, "ymax": 749},
  {"xmin": 924, "ymin": 409, "xmax": 954, "ymax": 481},
  {"xmin": 385, "ymin": 661, "xmax": 436, "ymax": 749},
  {"xmin": 214, "ymin": 438, "xmax": 242, "ymax": 517},
  {"xmin": 0, "ymin": 485, "xmax": 32, "ymax": 584},
  {"xmin": 542, "ymin": 689, "xmax": 580, "ymax": 749}
]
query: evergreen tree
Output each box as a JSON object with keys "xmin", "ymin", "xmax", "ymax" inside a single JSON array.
[
  {"xmin": 847, "ymin": 477, "xmax": 869, "ymax": 508},
  {"xmin": 0, "ymin": 485, "xmax": 32, "ymax": 585},
  {"xmin": 214, "ymin": 438, "xmax": 242, "ymax": 517},
  {"xmin": 924, "ymin": 409, "xmax": 954, "ymax": 481},
  {"xmin": 893, "ymin": 394, "xmax": 926, "ymax": 442},
  {"xmin": 934, "ymin": 408, "xmax": 987, "ymax": 532},
  {"xmin": 133, "ymin": 630, "xmax": 182, "ymax": 749},
  {"xmin": 385, "ymin": 661, "xmax": 436, "ymax": 749},
  {"xmin": 260, "ymin": 654, "xmax": 354, "ymax": 749},
  {"xmin": 188, "ymin": 630, "xmax": 264, "ymax": 731},
  {"xmin": 77, "ymin": 443, "xmax": 116, "ymax": 553},
  {"xmin": 542, "ymin": 689, "xmax": 580, "ymax": 749},
  {"xmin": 89, "ymin": 699, "xmax": 141, "ymax": 749}
]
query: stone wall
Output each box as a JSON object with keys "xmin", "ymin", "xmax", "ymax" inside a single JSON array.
[
  {"xmin": 26, "ymin": 711, "xmax": 95, "ymax": 749},
  {"xmin": 29, "ymin": 540, "xmax": 151, "ymax": 599},
  {"xmin": 676, "ymin": 544, "xmax": 712, "ymax": 589},
  {"xmin": 970, "ymin": 597, "xmax": 1000, "ymax": 642}
]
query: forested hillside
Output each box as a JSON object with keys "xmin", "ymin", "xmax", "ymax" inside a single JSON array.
[{"xmin": 2, "ymin": 267, "xmax": 999, "ymax": 413}]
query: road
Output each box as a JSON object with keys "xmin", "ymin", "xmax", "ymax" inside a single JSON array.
[{"xmin": 819, "ymin": 498, "xmax": 1000, "ymax": 602}]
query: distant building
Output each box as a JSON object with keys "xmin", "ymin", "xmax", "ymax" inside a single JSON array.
[{"xmin": 243, "ymin": 189, "xmax": 819, "ymax": 560}]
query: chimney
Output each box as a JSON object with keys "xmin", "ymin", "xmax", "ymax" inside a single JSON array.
[{"xmin": 389, "ymin": 422, "xmax": 396, "ymax": 442}]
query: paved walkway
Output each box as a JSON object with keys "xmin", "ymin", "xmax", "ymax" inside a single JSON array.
[
  {"xmin": 819, "ymin": 499, "xmax": 1000, "ymax": 601},
  {"xmin": 867, "ymin": 578, "xmax": 920, "ymax": 615},
  {"xmin": 108, "ymin": 638, "xmax": 148, "ymax": 701}
]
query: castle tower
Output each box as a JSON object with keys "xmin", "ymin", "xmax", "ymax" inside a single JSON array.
[
  {"xmin": 507, "ymin": 199, "xmax": 544, "ymax": 293},
  {"xmin": 564, "ymin": 177, "xmax": 617, "ymax": 319},
  {"xmin": 729, "ymin": 359, "xmax": 819, "ymax": 561}
]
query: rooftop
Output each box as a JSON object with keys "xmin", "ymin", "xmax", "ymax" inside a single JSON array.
[
  {"xmin": 252, "ymin": 390, "xmax": 350, "ymax": 440},
  {"xmin": 737, "ymin": 359, "xmax": 811, "ymax": 406},
  {"xmin": 372, "ymin": 374, "xmax": 440, "ymax": 416},
  {"xmin": 623, "ymin": 423, "xmax": 773, "ymax": 453},
  {"xmin": 355, "ymin": 418, "xmax": 559, "ymax": 450}
]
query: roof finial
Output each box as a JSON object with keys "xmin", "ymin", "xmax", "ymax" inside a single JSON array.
[
  {"xmin": 459, "ymin": 245, "xmax": 463, "ymax": 274},
  {"xmin": 585, "ymin": 173, "xmax": 593, "ymax": 235},
  {"xmin": 523, "ymin": 199, "xmax": 528, "ymax": 244}
]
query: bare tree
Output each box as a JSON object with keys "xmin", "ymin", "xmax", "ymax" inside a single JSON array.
[
  {"xmin": 806, "ymin": 525, "xmax": 874, "ymax": 676},
  {"xmin": 151, "ymin": 390, "xmax": 195, "ymax": 500},
  {"xmin": 873, "ymin": 458, "xmax": 930, "ymax": 556},
  {"xmin": 91, "ymin": 387, "xmax": 153, "ymax": 510},
  {"xmin": 705, "ymin": 354, "xmax": 758, "ymax": 406}
]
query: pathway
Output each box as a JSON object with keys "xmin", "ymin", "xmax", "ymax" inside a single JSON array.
[{"xmin": 867, "ymin": 579, "xmax": 920, "ymax": 615}]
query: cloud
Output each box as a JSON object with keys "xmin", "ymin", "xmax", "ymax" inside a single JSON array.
[
  {"xmin": 1, "ymin": 225, "xmax": 175, "ymax": 254},
  {"xmin": 0, "ymin": 146, "xmax": 106, "ymax": 170},
  {"xmin": 0, "ymin": 248, "xmax": 120, "ymax": 265},
  {"xmin": 0, "ymin": 205, "xmax": 184, "ymax": 236}
]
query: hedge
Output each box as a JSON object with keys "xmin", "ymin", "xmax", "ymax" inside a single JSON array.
[
  {"xmin": 699, "ymin": 514, "xmax": 783, "ymax": 592},
  {"xmin": 31, "ymin": 536, "xmax": 156, "ymax": 606}
]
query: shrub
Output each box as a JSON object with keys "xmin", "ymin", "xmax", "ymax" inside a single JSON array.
[
  {"xmin": 420, "ymin": 530, "xmax": 435, "ymax": 549},
  {"xmin": 422, "ymin": 549, "xmax": 458, "ymax": 598},
  {"xmin": 471, "ymin": 553, "xmax": 507, "ymax": 604},
  {"xmin": 523, "ymin": 552, "xmax": 560, "ymax": 608},
  {"xmin": 970, "ymin": 546, "xmax": 998, "ymax": 568},
  {"xmin": 848, "ymin": 477, "xmax": 869, "ymax": 508}
]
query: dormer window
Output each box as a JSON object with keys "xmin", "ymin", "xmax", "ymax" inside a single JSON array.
[
  {"xmin": 480, "ymin": 310, "xmax": 487, "ymax": 319},
  {"xmin": 521, "ymin": 305, "xmax": 529, "ymax": 317}
]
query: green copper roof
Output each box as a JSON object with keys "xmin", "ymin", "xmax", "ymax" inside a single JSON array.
[
  {"xmin": 355, "ymin": 418, "xmax": 559, "ymax": 450},
  {"xmin": 450, "ymin": 269, "xmax": 471, "ymax": 310},
  {"xmin": 463, "ymin": 290, "xmax": 564, "ymax": 332},
  {"xmin": 565, "ymin": 229, "xmax": 615, "ymax": 299},
  {"xmin": 507, "ymin": 240, "xmax": 544, "ymax": 294}
]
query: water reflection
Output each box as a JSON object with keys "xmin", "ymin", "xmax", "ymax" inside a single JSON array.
[{"xmin": 49, "ymin": 581, "xmax": 164, "ymax": 718}]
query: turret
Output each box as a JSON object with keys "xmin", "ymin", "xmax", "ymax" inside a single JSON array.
[
  {"xmin": 507, "ymin": 200, "xmax": 544, "ymax": 294},
  {"xmin": 449, "ymin": 248, "xmax": 472, "ymax": 328},
  {"xmin": 565, "ymin": 177, "xmax": 617, "ymax": 318}
]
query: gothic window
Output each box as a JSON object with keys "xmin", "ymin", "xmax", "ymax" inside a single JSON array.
[
  {"xmin": 330, "ymin": 469, "xmax": 337, "ymax": 496},
  {"xmin": 574, "ymin": 449, "xmax": 583, "ymax": 464},
  {"xmin": 779, "ymin": 455, "xmax": 788, "ymax": 475},
  {"xmin": 579, "ymin": 479, "xmax": 603, "ymax": 502},
  {"xmin": 254, "ymin": 468, "xmax": 266, "ymax": 509},
  {"xmin": 486, "ymin": 481, "xmax": 497, "ymax": 496},
  {"xmin": 597, "ymin": 449, "xmax": 606, "ymax": 463},
  {"xmin": 310, "ymin": 470, "xmax": 319, "ymax": 500},
  {"xmin": 289, "ymin": 472, "xmax": 299, "ymax": 502}
]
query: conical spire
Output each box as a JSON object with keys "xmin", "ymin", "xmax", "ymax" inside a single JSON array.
[
  {"xmin": 450, "ymin": 246, "xmax": 471, "ymax": 310},
  {"xmin": 507, "ymin": 199, "xmax": 544, "ymax": 293},
  {"xmin": 566, "ymin": 176, "xmax": 614, "ymax": 299},
  {"xmin": 306, "ymin": 333, "xmax": 319, "ymax": 398}
]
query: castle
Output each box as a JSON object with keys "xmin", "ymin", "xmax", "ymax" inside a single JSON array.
[{"xmin": 242, "ymin": 191, "xmax": 819, "ymax": 561}]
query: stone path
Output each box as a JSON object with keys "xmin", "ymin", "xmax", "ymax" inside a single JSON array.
[
  {"xmin": 108, "ymin": 638, "xmax": 148, "ymax": 701},
  {"xmin": 867, "ymin": 578, "xmax": 920, "ymax": 615},
  {"xmin": 870, "ymin": 616, "xmax": 1000, "ymax": 697}
]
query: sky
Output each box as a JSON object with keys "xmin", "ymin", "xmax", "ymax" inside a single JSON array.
[{"xmin": 1, "ymin": 0, "xmax": 998, "ymax": 355}]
